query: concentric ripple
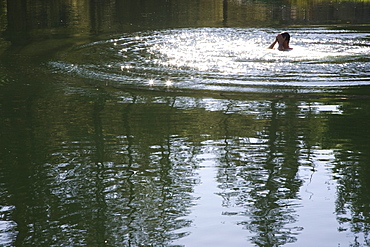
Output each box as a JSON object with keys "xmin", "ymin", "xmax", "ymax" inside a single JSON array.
[{"xmin": 50, "ymin": 28, "xmax": 370, "ymax": 93}]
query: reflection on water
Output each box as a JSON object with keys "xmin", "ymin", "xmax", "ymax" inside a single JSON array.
[
  {"xmin": 2, "ymin": 0, "xmax": 370, "ymax": 43},
  {"xmin": 1, "ymin": 82, "xmax": 370, "ymax": 246},
  {"xmin": 1, "ymin": 0, "xmax": 370, "ymax": 246},
  {"xmin": 50, "ymin": 27, "xmax": 370, "ymax": 93}
]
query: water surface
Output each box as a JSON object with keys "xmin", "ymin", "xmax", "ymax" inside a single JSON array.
[
  {"xmin": 50, "ymin": 27, "xmax": 370, "ymax": 94},
  {"xmin": 1, "ymin": 0, "xmax": 370, "ymax": 246}
]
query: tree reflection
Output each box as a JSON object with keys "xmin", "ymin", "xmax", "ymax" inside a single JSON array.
[
  {"xmin": 215, "ymin": 98, "xmax": 304, "ymax": 246},
  {"xmin": 0, "ymin": 76, "xmax": 202, "ymax": 246},
  {"xmin": 326, "ymin": 97, "xmax": 370, "ymax": 245},
  {"xmin": 49, "ymin": 93, "xmax": 200, "ymax": 246},
  {"xmin": 3, "ymin": 0, "xmax": 370, "ymax": 43},
  {"xmin": 2, "ymin": 58, "xmax": 370, "ymax": 245}
]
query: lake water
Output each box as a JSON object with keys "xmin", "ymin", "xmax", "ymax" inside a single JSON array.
[{"xmin": 1, "ymin": 0, "xmax": 370, "ymax": 246}]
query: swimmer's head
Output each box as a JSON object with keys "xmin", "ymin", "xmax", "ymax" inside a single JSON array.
[{"xmin": 280, "ymin": 32, "xmax": 290, "ymax": 44}]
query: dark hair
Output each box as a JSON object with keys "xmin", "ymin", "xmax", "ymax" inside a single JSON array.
[{"xmin": 281, "ymin": 32, "xmax": 290, "ymax": 44}]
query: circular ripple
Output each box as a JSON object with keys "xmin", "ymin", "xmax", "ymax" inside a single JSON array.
[{"xmin": 50, "ymin": 28, "xmax": 370, "ymax": 93}]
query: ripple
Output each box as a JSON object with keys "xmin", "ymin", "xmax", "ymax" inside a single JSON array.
[{"xmin": 49, "ymin": 28, "xmax": 370, "ymax": 93}]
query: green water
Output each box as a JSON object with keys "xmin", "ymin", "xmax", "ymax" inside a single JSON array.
[{"xmin": 1, "ymin": 0, "xmax": 370, "ymax": 246}]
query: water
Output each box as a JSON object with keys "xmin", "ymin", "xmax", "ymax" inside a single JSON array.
[
  {"xmin": 1, "ymin": 0, "xmax": 370, "ymax": 246},
  {"xmin": 50, "ymin": 28, "xmax": 370, "ymax": 93}
]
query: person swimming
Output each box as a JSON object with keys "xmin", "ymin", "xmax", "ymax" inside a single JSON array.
[{"xmin": 268, "ymin": 32, "xmax": 292, "ymax": 51}]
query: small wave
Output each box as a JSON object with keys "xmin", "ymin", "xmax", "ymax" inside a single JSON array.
[{"xmin": 48, "ymin": 28, "xmax": 370, "ymax": 93}]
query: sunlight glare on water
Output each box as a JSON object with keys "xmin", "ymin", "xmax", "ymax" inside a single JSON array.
[
  {"xmin": 50, "ymin": 28, "xmax": 370, "ymax": 93},
  {"xmin": 2, "ymin": 0, "xmax": 370, "ymax": 245}
]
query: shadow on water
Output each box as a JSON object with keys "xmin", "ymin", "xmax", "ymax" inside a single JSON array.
[{"xmin": 1, "ymin": 0, "xmax": 370, "ymax": 246}]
